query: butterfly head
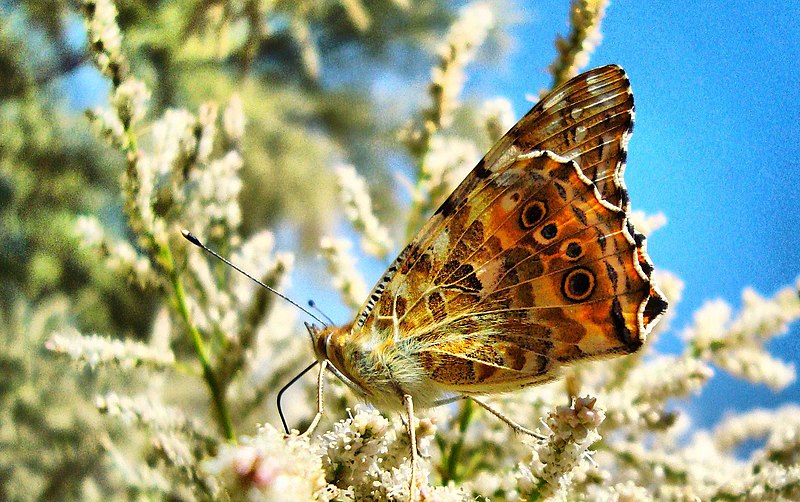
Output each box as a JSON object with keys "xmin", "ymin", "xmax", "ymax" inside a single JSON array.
[
  {"xmin": 304, "ymin": 321, "xmax": 369, "ymax": 398},
  {"xmin": 305, "ymin": 322, "xmax": 349, "ymax": 363},
  {"xmin": 305, "ymin": 321, "xmax": 329, "ymax": 361}
]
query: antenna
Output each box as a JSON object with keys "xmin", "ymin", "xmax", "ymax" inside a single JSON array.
[
  {"xmin": 308, "ymin": 300, "xmax": 335, "ymax": 326},
  {"xmin": 181, "ymin": 230, "xmax": 327, "ymax": 326}
]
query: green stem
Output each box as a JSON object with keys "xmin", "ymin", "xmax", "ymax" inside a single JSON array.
[
  {"xmin": 443, "ymin": 398, "xmax": 474, "ymax": 483},
  {"xmin": 165, "ymin": 244, "xmax": 236, "ymax": 443}
]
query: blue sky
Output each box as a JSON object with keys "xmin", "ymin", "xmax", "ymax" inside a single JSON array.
[{"xmin": 482, "ymin": 1, "xmax": 800, "ymax": 427}]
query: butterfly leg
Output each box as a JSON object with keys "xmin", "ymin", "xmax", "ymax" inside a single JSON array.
[
  {"xmin": 470, "ymin": 397, "xmax": 546, "ymax": 440},
  {"xmin": 404, "ymin": 394, "xmax": 419, "ymax": 501},
  {"xmin": 299, "ymin": 359, "xmax": 328, "ymax": 438},
  {"xmin": 431, "ymin": 395, "xmax": 467, "ymax": 407}
]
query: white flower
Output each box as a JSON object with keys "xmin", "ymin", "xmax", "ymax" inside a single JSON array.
[
  {"xmin": 320, "ymin": 407, "xmax": 392, "ymax": 485},
  {"xmin": 223, "ymin": 94, "xmax": 246, "ymax": 142},
  {"xmin": 205, "ymin": 425, "xmax": 332, "ymax": 501},
  {"xmin": 420, "ymin": 136, "xmax": 480, "ymax": 196},
  {"xmin": 196, "ymin": 102, "xmax": 218, "ymax": 164},
  {"xmin": 95, "ymin": 393, "xmax": 198, "ymax": 435},
  {"xmin": 480, "ymin": 97, "xmax": 515, "ymax": 141},
  {"xmin": 714, "ymin": 347, "xmax": 795, "ymax": 391},
  {"xmin": 84, "ymin": 0, "xmax": 123, "ymax": 79},
  {"xmin": 319, "ymin": 236, "xmax": 368, "ymax": 311},
  {"xmin": 334, "ymin": 164, "xmax": 394, "ymax": 259},
  {"xmin": 74, "ymin": 215, "xmax": 105, "ymax": 248},
  {"xmin": 46, "ymin": 328, "xmax": 175, "ymax": 370},
  {"xmin": 430, "ymin": 2, "xmax": 495, "ymax": 128},
  {"xmin": 523, "ymin": 396, "xmax": 605, "ymax": 498},
  {"xmin": 628, "ymin": 210, "xmax": 667, "ymax": 237},
  {"xmin": 151, "ymin": 108, "xmax": 198, "ymax": 178},
  {"xmin": 87, "ymin": 107, "xmax": 126, "ymax": 148},
  {"xmin": 112, "ymin": 78, "xmax": 150, "ymax": 127}
]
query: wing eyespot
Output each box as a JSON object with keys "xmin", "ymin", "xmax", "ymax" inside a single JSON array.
[
  {"xmin": 561, "ymin": 267, "xmax": 595, "ymax": 302},
  {"xmin": 565, "ymin": 241, "xmax": 583, "ymax": 260},
  {"xmin": 541, "ymin": 223, "xmax": 558, "ymax": 240},
  {"xmin": 520, "ymin": 200, "xmax": 547, "ymax": 229}
]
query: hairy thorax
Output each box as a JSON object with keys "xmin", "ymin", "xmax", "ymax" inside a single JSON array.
[{"xmin": 311, "ymin": 323, "xmax": 447, "ymax": 411}]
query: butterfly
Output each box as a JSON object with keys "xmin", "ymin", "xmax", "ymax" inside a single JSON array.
[
  {"xmin": 296, "ymin": 65, "xmax": 667, "ymax": 496},
  {"xmin": 305, "ymin": 65, "xmax": 666, "ymax": 496}
]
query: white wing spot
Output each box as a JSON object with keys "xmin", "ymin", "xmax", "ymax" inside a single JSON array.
[{"xmin": 574, "ymin": 125, "xmax": 588, "ymax": 143}]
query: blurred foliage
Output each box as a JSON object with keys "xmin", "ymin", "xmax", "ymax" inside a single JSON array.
[
  {"xmin": 0, "ymin": 297, "xmax": 129, "ymax": 500},
  {"xmin": 0, "ymin": 12, "xmax": 152, "ymax": 336},
  {"xmin": 0, "ymin": 0, "xmax": 458, "ymax": 338}
]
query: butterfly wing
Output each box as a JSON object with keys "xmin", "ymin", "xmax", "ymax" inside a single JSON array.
[
  {"xmin": 404, "ymin": 151, "xmax": 657, "ymax": 392},
  {"xmin": 351, "ymin": 65, "xmax": 667, "ymax": 394},
  {"xmin": 485, "ymin": 64, "xmax": 634, "ymax": 208}
]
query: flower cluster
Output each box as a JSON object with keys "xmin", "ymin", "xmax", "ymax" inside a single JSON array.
[
  {"xmin": 480, "ymin": 97, "xmax": 515, "ymax": 142},
  {"xmin": 74, "ymin": 215, "xmax": 158, "ymax": 288},
  {"xmin": 205, "ymin": 426, "xmax": 332, "ymax": 501},
  {"xmin": 410, "ymin": 136, "xmax": 480, "ymax": 229},
  {"xmin": 82, "ymin": 0, "xmax": 125, "ymax": 83},
  {"xmin": 400, "ymin": 3, "xmax": 496, "ymax": 236},
  {"xmin": 44, "ymin": 2, "xmax": 313, "ymax": 497},
  {"xmin": 550, "ymin": 0, "xmax": 609, "ymax": 85},
  {"xmin": 401, "ymin": 2, "xmax": 494, "ymax": 158},
  {"xmin": 46, "ymin": 328, "xmax": 175, "ymax": 370},
  {"xmin": 685, "ymin": 281, "xmax": 799, "ymax": 390},
  {"xmin": 320, "ymin": 408, "xmax": 395, "ymax": 494},
  {"xmin": 334, "ymin": 164, "xmax": 394, "ymax": 259},
  {"xmin": 519, "ymin": 396, "xmax": 605, "ymax": 499},
  {"xmin": 628, "ymin": 210, "xmax": 668, "ymax": 237},
  {"xmin": 428, "ymin": 2, "xmax": 494, "ymax": 130}
]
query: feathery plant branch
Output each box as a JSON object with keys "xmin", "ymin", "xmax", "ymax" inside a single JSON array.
[
  {"xmin": 403, "ymin": 3, "xmax": 495, "ymax": 239},
  {"xmin": 550, "ymin": 0, "xmax": 609, "ymax": 87},
  {"xmin": 80, "ymin": 0, "xmax": 237, "ymax": 441},
  {"xmin": 167, "ymin": 249, "xmax": 236, "ymax": 441}
]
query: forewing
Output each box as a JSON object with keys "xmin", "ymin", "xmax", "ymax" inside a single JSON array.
[
  {"xmin": 352, "ymin": 65, "xmax": 635, "ymax": 333},
  {"xmin": 490, "ymin": 64, "xmax": 635, "ymax": 208}
]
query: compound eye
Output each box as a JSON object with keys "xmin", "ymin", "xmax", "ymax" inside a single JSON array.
[{"xmin": 310, "ymin": 325, "xmax": 331, "ymax": 360}]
